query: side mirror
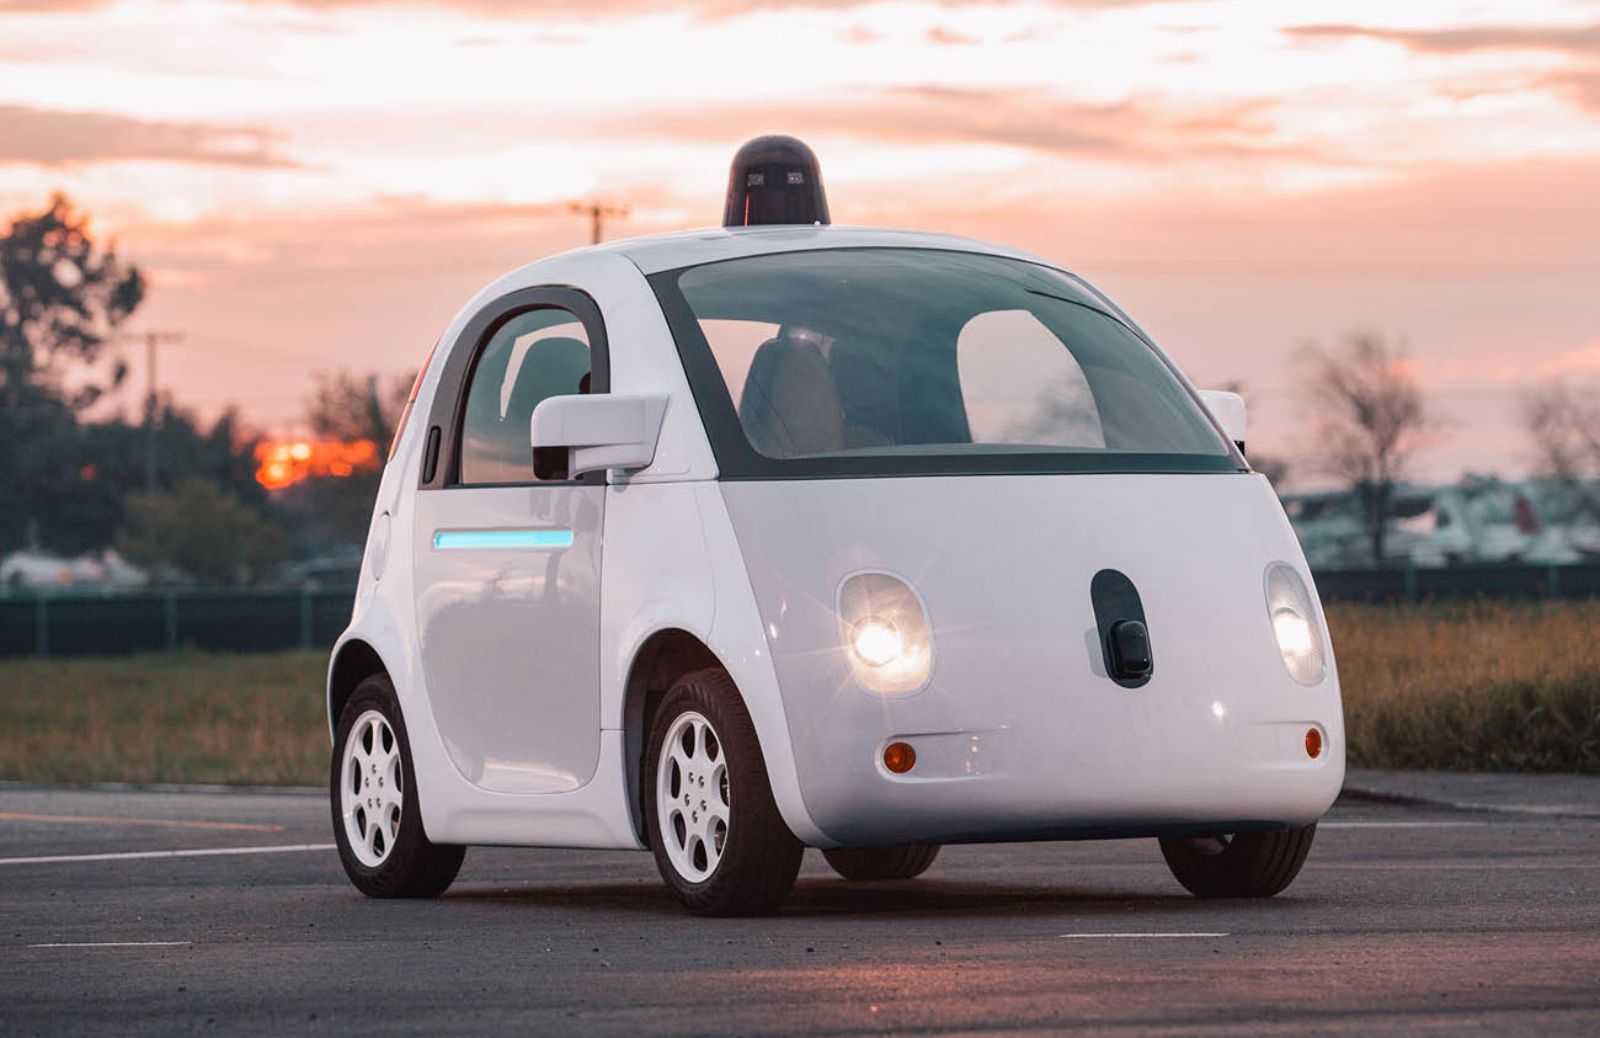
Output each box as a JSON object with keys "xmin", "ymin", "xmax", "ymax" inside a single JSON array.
[
  {"xmin": 1198, "ymin": 389, "xmax": 1247, "ymax": 455},
  {"xmin": 529, "ymin": 392, "xmax": 670, "ymax": 480}
]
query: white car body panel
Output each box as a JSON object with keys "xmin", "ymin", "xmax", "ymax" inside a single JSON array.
[
  {"xmin": 721, "ymin": 472, "xmax": 1342, "ymax": 846},
  {"xmin": 329, "ymin": 225, "xmax": 1342, "ymax": 853},
  {"xmin": 413, "ymin": 481, "xmax": 605, "ymax": 794},
  {"xmin": 598, "ymin": 480, "xmax": 828, "ymax": 845},
  {"xmin": 596, "ymin": 224, "xmax": 1055, "ymax": 277}
]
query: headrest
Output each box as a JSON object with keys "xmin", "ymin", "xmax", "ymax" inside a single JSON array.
[
  {"xmin": 829, "ymin": 337, "xmax": 898, "ymax": 448},
  {"xmin": 738, "ymin": 335, "xmax": 844, "ymax": 457},
  {"xmin": 504, "ymin": 336, "xmax": 590, "ymax": 424}
]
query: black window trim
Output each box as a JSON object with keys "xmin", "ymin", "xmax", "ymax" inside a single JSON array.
[
  {"xmin": 419, "ymin": 284, "xmax": 611, "ymax": 490},
  {"xmin": 646, "ymin": 247, "xmax": 1247, "ymax": 481}
]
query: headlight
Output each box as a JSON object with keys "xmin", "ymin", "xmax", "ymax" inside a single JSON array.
[
  {"xmin": 838, "ymin": 572, "xmax": 933, "ymax": 695},
  {"xmin": 850, "ymin": 620, "xmax": 904, "ymax": 667},
  {"xmin": 1264, "ymin": 562, "xmax": 1326, "ymax": 685}
]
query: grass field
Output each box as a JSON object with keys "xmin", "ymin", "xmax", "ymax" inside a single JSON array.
[
  {"xmin": 0, "ymin": 651, "xmax": 328, "ymax": 786},
  {"xmin": 1, "ymin": 602, "xmax": 1596, "ymax": 786},
  {"xmin": 1329, "ymin": 601, "xmax": 1600, "ymax": 775}
]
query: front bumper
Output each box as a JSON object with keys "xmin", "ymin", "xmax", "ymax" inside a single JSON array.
[{"xmin": 792, "ymin": 702, "xmax": 1343, "ymax": 847}]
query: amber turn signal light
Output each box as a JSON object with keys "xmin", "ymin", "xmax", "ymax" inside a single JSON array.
[
  {"xmin": 883, "ymin": 741, "xmax": 916, "ymax": 774},
  {"xmin": 1305, "ymin": 727, "xmax": 1323, "ymax": 760}
]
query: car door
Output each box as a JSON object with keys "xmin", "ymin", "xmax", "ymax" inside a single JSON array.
[{"xmin": 411, "ymin": 286, "xmax": 608, "ymax": 794}]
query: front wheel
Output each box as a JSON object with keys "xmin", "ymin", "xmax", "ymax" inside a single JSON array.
[
  {"xmin": 331, "ymin": 675, "xmax": 465, "ymax": 898},
  {"xmin": 643, "ymin": 669, "xmax": 803, "ymax": 916},
  {"xmin": 1159, "ymin": 824, "xmax": 1316, "ymax": 898},
  {"xmin": 824, "ymin": 845, "xmax": 940, "ymax": 881}
]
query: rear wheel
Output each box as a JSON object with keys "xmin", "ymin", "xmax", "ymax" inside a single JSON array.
[
  {"xmin": 1159, "ymin": 824, "xmax": 1316, "ymax": 898},
  {"xmin": 643, "ymin": 669, "xmax": 803, "ymax": 916},
  {"xmin": 824, "ymin": 845, "xmax": 940, "ymax": 881},
  {"xmin": 331, "ymin": 675, "xmax": 465, "ymax": 898}
]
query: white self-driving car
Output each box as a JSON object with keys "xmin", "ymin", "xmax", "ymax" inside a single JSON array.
[{"xmin": 328, "ymin": 137, "xmax": 1343, "ymax": 915}]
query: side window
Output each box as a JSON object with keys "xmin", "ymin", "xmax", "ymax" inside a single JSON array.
[
  {"xmin": 458, "ymin": 307, "xmax": 592, "ymax": 485},
  {"xmin": 697, "ymin": 318, "xmax": 780, "ymax": 406},
  {"xmin": 956, "ymin": 309, "xmax": 1105, "ymax": 449}
]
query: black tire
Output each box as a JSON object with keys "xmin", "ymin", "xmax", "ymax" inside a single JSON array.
[
  {"xmin": 1159, "ymin": 824, "xmax": 1316, "ymax": 898},
  {"xmin": 642, "ymin": 668, "xmax": 803, "ymax": 916},
  {"xmin": 330, "ymin": 674, "xmax": 465, "ymax": 898},
  {"xmin": 823, "ymin": 844, "xmax": 940, "ymax": 881}
]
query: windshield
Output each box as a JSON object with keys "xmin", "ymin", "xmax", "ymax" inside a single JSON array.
[{"xmin": 650, "ymin": 247, "xmax": 1238, "ymax": 478}]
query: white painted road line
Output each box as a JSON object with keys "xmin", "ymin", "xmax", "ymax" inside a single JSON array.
[
  {"xmin": 1322, "ymin": 821, "xmax": 1489, "ymax": 829},
  {"xmin": 1313, "ymin": 861, "xmax": 1600, "ymax": 871},
  {"xmin": 0, "ymin": 843, "xmax": 335, "ymax": 866},
  {"xmin": 29, "ymin": 941, "xmax": 191, "ymax": 949},
  {"xmin": 1059, "ymin": 932, "xmax": 1230, "ymax": 939},
  {"xmin": 0, "ymin": 812, "xmax": 284, "ymax": 833}
]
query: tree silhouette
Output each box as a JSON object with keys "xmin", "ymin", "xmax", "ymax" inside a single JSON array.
[
  {"xmin": 1524, "ymin": 380, "xmax": 1600, "ymax": 522},
  {"xmin": 306, "ymin": 369, "xmax": 412, "ymax": 463},
  {"xmin": 278, "ymin": 369, "xmax": 415, "ymax": 551},
  {"xmin": 0, "ymin": 193, "xmax": 146, "ymax": 552},
  {"xmin": 1, "ymin": 192, "xmax": 144, "ymax": 413},
  {"xmin": 117, "ymin": 478, "xmax": 286, "ymax": 586},
  {"xmin": 1302, "ymin": 332, "xmax": 1430, "ymax": 564}
]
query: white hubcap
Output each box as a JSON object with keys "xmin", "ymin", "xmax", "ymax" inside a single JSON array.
[
  {"xmin": 656, "ymin": 711, "xmax": 730, "ymax": 883},
  {"xmin": 340, "ymin": 710, "xmax": 404, "ymax": 867}
]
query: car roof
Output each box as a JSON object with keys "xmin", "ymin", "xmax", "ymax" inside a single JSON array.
[{"xmin": 583, "ymin": 224, "xmax": 1065, "ymax": 277}]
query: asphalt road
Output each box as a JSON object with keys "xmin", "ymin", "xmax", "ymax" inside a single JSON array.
[{"xmin": 1, "ymin": 785, "xmax": 1597, "ymax": 1036}]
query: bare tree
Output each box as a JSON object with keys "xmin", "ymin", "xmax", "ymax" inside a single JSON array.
[
  {"xmin": 306, "ymin": 369, "xmax": 414, "ymax": 463},
  {"xmin": 1302, "ymin": 332, "xmax": 1429, "ymax": 564},
  {"xmin": 1523, "ymin": 379, "xmax": 1600, "ymax": 520}
]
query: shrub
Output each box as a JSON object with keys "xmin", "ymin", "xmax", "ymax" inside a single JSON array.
[{"xmin": 1330, "ymin": 601, "xmax": 1600, "ymax": 773}]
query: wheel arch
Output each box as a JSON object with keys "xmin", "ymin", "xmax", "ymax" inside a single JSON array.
[
  {"xmin": 621, "ymin": 627, "xmax": 724, "ymax": 844},
  {"xmin": 327, "ymin": 638, "xmax": 390, "ymax": 742}
]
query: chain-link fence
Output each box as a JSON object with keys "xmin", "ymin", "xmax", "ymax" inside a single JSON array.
[
  {"xmin": 4, "ymin": 563, "xmax": 1600, "ymax": 658},
  {"xmin": 0, "ymin": 588, "xmax": 354, "ymax": 658},
  {"xmin": 1312, "ymin": 563, "xmax": 1600, "ymax": 604}
]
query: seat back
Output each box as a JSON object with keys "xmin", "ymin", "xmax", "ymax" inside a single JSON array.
[{"xmin": 738, "ymin": 335, "xmax": 844, "ymax": 457}]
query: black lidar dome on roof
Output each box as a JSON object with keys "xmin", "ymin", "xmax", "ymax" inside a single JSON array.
[{"xmin": 722, "ymin": 135, "xmax": 831, "ymax": 228}]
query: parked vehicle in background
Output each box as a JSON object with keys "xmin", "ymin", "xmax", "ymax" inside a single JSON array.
[
  {"xmin": 1283, "ymin": 477, "xmax": 1600, "ymax": 569},
  {"xmin": 281, "ymin": 547, "xmax": 364, "ymax": 591},
  {"xmin": 0, "ymin": 549, "xmax": 147, "ymax": 593}
]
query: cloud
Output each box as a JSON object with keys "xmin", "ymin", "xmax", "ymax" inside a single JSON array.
[
  {"xmin": 1545, "ymin": 69, "xmax": 1600, "ymax": 111},
  {"xmin": 926, "ymin": 25, "xmax": 978, "ymax": 45},
  {"xmin": 1534, "ymin": 340, "xmax": 1600, "ymax": 377},
  {"xmin": 568, "ymin": 86, "xmax": 1329, "ymax": 181},
  {"xmin": 0, "ymin": 0, "xmax": 108, "ymax": 9},
  {"xmin": 1288, "ymin": 22, "xmax": 1600, "ymax": 57},
  {"xmin": 836, "ymin": 23, "xmax": 881, "ymax": 43},
  {"xmin": 0, "ymin": 105, "xmax": 302, "ymax": 169},
  {"xmin": 862, "ymin": 86, "xmax": 1132, "ymax": 154},
  {"xmin": 82, "ymin": 0, "xmax": 1195, "ymax": 20},
  {"xmin": 582, "ymin": 85, "xmax": 1299, "ymax": 164}
]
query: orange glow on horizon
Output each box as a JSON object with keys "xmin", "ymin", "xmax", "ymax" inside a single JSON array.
[{"xmin": 255, "ymin": 439, "xmax": 379, "ymax": 490}]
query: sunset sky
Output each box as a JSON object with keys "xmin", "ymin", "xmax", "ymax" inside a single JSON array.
[{"xmin": 2, "ymin": 0, "xmax": 1598, "ymax": 486}]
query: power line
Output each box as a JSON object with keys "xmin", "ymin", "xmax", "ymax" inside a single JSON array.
[
  {"xmin": 115, "ymin": 329, "xmax": 184, "ymax": 490},
  {"xmin": 1228, "ymin": 385, "xmax": 1556, "ymax": 400},
  {"xmin": 569, "ymin": 200, "xmax": 629, "ymax": 245}
]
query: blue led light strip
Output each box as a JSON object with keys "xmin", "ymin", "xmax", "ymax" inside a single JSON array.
[{"xmin": 432, "ymin": 529, "xmax": 574, "ymax": 550}]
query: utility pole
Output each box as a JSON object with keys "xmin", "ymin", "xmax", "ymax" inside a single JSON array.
[
  {"xmin": 120, "ymin": 330, "xmax": 185, "ymax": 491},
  {"xmin": 569, "ymin": 201, "xmax": 629, "ymax": 245}
]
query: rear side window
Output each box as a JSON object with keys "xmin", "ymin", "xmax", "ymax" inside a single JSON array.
[
  {"xmin": 458, "ymin": 308, "xmax": 591, "ymax": 485},
  {"xmin": 956, "ymin": 310, "xmax": 1103, "ymax": 449}
]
